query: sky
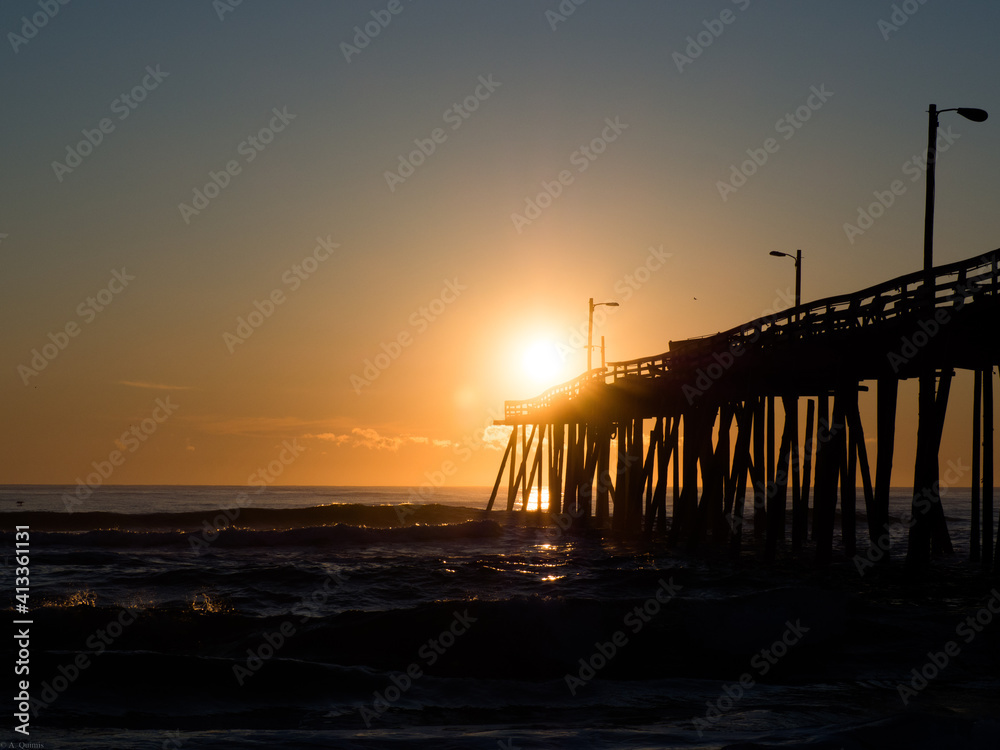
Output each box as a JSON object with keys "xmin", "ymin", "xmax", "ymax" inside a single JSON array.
[{"xmin": 2, "ymin": 0, "xmax": 999, "ymax": 491}]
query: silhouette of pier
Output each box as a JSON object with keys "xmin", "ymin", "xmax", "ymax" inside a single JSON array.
[{"xmin": 488, "ymin": 250, "xmax": 1000, "ymax": 570}]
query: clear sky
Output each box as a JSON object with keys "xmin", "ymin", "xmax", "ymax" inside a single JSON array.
[{"xmin": 2, "ymin": 0, "xmax": 998, "ymax": 490}]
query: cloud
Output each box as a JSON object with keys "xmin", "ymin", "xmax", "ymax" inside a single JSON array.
[
  {"xmin": 118, "ymin": 380, "xmax": 195, "ymax": 391},
  {"xmin": 305, "ymin": 428, "xmax": 444, "ymax": 451},
  {"xmin": 481, "ymin": 425, "xmax": 513, "ymax": 450},
  {"xmin": 303, "ymin": 426, "xmax": 510, "ymax": 452},
  {"xmin": 194, "ymin": 416, "xmax": 324, "ymax": 437}
]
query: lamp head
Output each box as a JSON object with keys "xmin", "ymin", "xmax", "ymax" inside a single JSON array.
[
  {"xmin": 770, "ymin": 251, "xmax": 788, "ymax": 258},
  {"xmin": 957, "ymin": 108, "xmax": 988, "ymax": 122}
]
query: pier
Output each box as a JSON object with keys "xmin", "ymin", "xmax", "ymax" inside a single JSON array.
[{"xmin": 488, "ymin": 250, "xmax": 1000, "ymax": 569}]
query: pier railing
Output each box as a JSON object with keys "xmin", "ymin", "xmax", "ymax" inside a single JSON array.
[
  {"xmin": 504, "ymin": 368, "xmax": 607, "ymax": 420},
  {"xmin": 610, "ymin": 249, "xmax": 999, "ymax": 379},
  {"xmin": 503, "ymin": 250, "xmax": 998, "ymax": 421}
]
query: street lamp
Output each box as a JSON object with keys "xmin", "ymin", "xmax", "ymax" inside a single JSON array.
[
  {"xmin": 588, "ymin": 298, "xmax": 619, "ymax": 371},
  {"xmin": 769, "ymin": 249, "xmax": 802, "ymax": 318},
  {"xmin": 923, "ymin": 105, "xmax": 988, "ymax": 274},
  {"xmin": 910, "ymin": 103, "xmax": 987, "ymax": 567}
]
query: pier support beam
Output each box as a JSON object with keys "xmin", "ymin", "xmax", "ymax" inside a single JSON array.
[
  {"xmin": 628, "ymin": 418, "xmax": 645, "ymax": 532},
  {"xmin": 726, "ymin": 400, "xmax": 754, "ymax": 554},
  {"xmin": 839, "ymin": 389, "xmax": 857, "ymax": 558},
  {"xmin": 814, "ymin": 395, "xmax": 838, "ymax": 565},
  {"xmin": 972, "ymin": 369, "xmax": 982, "ymax": 562},
  {"xmin": 985, "ymin": 368, "xmax": 995, "ymax": 570},
  {"xmin": 752, "ymin": 398, "xmax": 767, "ymax": 540},
  {"xmin": 487, "ymin": 428, "xmax": 517, "ymax": 512},
  {"xmin": 613, "ymin": 418, "xmax": 630, "ymax": 532},
  {"xmin": 550, "ymin": 423, "xmax": 564, "ymax": 516},
  {"xmin": 797, "ymin": 398, "xmax": 815, "ymax": 549},
  {"xmin": 595, "ymin": 423, "xmax": 612, "ymax": 525},
  {"xmin": 907, "ymin": 370, "xmax": 954, "ymax": 569},
  {"xmin": 765, "ymin": 398, "xmax": 793, "ymax": 561},
  {"xmin": 874, "ymin": 377, "xmax": 898, "ymax": 561}
]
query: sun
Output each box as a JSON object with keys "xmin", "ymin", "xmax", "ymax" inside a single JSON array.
[{"xmin": 520, "ymin": 339, "xmax": 563, "ymax": 389}]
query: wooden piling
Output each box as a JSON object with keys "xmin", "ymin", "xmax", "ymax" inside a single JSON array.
[
  {"xmin": 814, "ymin": 395, "xmax": 837, "ymax": 565},
  {"xmin": 613, "ymin": 418, "xmax": 630, "ymax": 532},
  {"xmin": 507, "ymin": 425, "xmax": 519, "ymax": 511},
  {"xmin": 931, "ymin": 370, "xmax": 954, "ymax": 556},
  {"xmin": 787, "ymin": 396, "xmax": 801, "ymax": 550},
  {"xmin": 521, "ymin": 424, "xmax": 530, "ymax": 503},
  {"xmin": 907, "ymin": 370, "xmax": 954, "ymax": 566},
  {"xmin": 752, "ymin": 398, "xmax": 767, "ymax": 540},
  {"xmin": 766, "ymin": 395, "xmax": 776, "ymax": 530},
  {"xmin": 645, "ymin": 418, "xmax": 666, "ymax": 533},
  {"xmin": 551, "ymin": 423, "xmax": 564, "ymax": 516},
  {"xmin": 874, "ymin": 377, "xmax": 898, "ymax": 559},
  {"xmin": 985, "ymin": 368, "xmax": 994, "ymax": 569},
  {"xmin": 972, "ymin": 369, "xmax": 982, "ymax": 562},
  {"xmin": 564, "ymin": 423, "xmax": 578, "ymax": 517},
  {"xmin": 726, "ymin": 400, "xmax": 754, "ymax": 553},
  {"xmin": 653, "ymin": 417, "xmax": 670, "ymax": 533},
  {"xmin": 693, "ymin": 405, "xmax": 725, "ymax": 544},
  {"xmin": 676, "ymin": 410, "xmax": 702, "ymax": 542},
  {"xmin": 798, "ymin": 398, "xmax": 815, "ymax": 548},
  {"xmin": 487, "ymin": 428, "xmax": 517, "ymax": 512},
  {"xmin": 596, "ymin": 423, "xmax": 611, "ymax": 525},
  {"xmin": 524, "ymin": 424, "xmax": 543, "ymax": 512},
  {"xmin": 579, "ymin": 425, "xmax": 598, "ymax": 521},
  {"xmin": 840, "ymin": 389, "xmax": 857, "ymax": 558},
  {"xmin": 845, "ymin": 397, "xmax": 877, "ymax": 549},
  {"xmin": 642, "ymin": 424, "xmax": 657, "ymax": 532},
  {"xmin": 628, "ymin": 417, "xmax": 645, "ymax": 532},
  {"xmin": 765, "ymin": 400, "xmax": 792, "ymax": 561}
]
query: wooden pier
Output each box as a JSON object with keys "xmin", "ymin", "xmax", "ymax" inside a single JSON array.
[{"xmin": 488, "ymin": 250, "xmax": 1000, "ymax": 569}]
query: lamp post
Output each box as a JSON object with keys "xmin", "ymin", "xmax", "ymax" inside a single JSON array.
[
  {"xmin": 923, "ymin": 105, "xmax": 987, "ymax": 274},
  {"xmin": 769, "ymin": 249, "xmax": 802, "ymax": 318},
  {"xmin": 588, "ymin": 298, "xmax": 619, "ymax": 371},
  {"xmin": 909, "ymin": 103, "xmax": 987, "ymax": 568}
]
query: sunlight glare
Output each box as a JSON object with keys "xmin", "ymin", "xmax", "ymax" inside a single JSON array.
[{"xmin": 520, "ymin": 340, "xmax": 562, "ymax": 389}]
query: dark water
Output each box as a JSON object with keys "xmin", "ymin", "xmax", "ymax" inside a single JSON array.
[{"xmin": 3, "ymin": 485, "xmax": 1000, "ymax": 749}]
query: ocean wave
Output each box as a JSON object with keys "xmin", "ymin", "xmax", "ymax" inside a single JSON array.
[
  {"xmin": 0, "ymin": 502, "xmax": 488, "ymax": 532},
  {"xmin": 3, "ymin": 518, "xmax": 504, "ymax": 550}
]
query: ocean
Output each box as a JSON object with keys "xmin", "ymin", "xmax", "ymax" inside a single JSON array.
[{"xmin": 3, "ymin": 484, "xmax": 1000, "ymax": 749}]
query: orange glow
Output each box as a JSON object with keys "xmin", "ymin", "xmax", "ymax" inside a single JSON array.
[{"xmin": 520, "ymin": 339, "xmax": 564, "ymax": 391}]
